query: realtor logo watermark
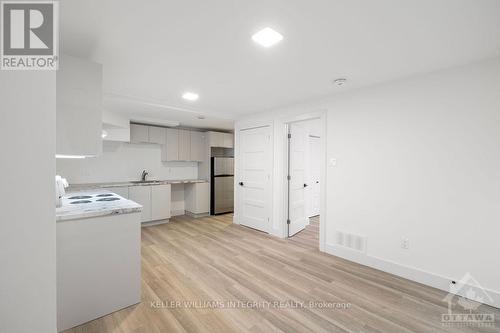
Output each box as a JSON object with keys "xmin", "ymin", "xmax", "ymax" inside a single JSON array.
[
  {"xmin": 1, "ymin": 1, "xmax": 58, "ymax": 70},
  {"xmin": 442, "ymin": 273, "xmax": 495, "ymax": 328}
]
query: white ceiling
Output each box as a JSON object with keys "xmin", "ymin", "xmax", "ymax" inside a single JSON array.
[{"xmin": 61, "ymin": 0, "xmax": 500, "ymax": 126}]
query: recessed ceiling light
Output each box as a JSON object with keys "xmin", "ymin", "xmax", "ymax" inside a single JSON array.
[
  {"xmin": 182, "ymin": 92, "xmax": 199, "ymax": 101},
  {"xmin": 333, "ymin": 78, "xmax": 347, "ymax": 86},
  {"xmin": 55, "ymin": 154, "xmax": 86, "ymax": 159},
  {"xmin": 252, "ymin": 27, "xmax": 283, "ymax": 48}
]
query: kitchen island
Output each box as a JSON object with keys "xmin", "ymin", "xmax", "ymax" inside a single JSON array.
[{"xmin": 56, "ymin": 190, "xmax": 142, "ymax": 332}]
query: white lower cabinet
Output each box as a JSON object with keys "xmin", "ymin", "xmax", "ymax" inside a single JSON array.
[
  {"xmin": 151, "ymin": 184, "xmax": 171, "ymax": 221},
  {"xmin": 128, "ymin": 186, "xmax": 152, "ymax": 222},
  {"xmin": 128, "ymin": 184, "xmax": 171, "ymax": 223},
  {"xmin": 185, "ymin": 182, "xmax": 209, "ymax": 215}
]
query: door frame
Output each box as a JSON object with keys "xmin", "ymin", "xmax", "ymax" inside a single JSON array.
[
  {"xmin": 282, "ymin": 110, "xmax": 327, "ymax": 250},
  {"xmin": 308, "ymin": 135, "xmax": 321, "ymax": 218}
]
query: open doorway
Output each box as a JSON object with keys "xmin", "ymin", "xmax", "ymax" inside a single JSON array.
[{"xmin": 286, "ymin": 118, "xmax": 323, "ymax": 248}]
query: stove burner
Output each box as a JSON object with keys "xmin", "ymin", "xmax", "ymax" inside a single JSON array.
[
  {"xmin": 96, "ymin": 194, "xmax": 114, "ymax": 197},
  {"xmin": 68, "ymin": 195, "xmax": 92, "ymax": 200},
  {"xmin": 70, "ymin": 200, "xmax": 92, "ymax": 204},
  {"xmin": 96, "ymin": 197, "xmax": 120, "ymax": 202}
]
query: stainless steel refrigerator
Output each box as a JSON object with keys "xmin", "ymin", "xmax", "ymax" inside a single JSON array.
[{"xmin": 210, "ymin": 157, "xmax": 234, "ymax": 215}]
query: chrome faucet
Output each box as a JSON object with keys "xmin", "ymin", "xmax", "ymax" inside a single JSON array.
[{"xmin": 141, "ymin": 170, "xmax": 149, "ymax": 182}]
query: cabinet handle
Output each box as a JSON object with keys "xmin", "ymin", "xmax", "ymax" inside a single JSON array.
[
  {"xmin": 303, "ymin": 183, "xmax": 308, "ymax": 188},
  {"xmin": 239, "ymin": 182, "xmax": 244, "ymax": 186}
]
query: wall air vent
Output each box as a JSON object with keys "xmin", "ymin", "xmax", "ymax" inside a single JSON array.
[{"xmin": 335, "ymin": 231, "xmax": 367, "ymax": 253}]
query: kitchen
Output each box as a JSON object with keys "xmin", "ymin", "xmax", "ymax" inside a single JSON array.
[{"xmin": 54, "ymin": 55, "xmax": 235, "ymax": 331}]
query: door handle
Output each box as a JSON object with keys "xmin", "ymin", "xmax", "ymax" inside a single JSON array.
[
  {"xmin": 303, "ymin": 183, "xmax": 308, "ymax": 188},
  {"xmin": 239, "ymin": 182, "xmax": 244, "ymax": 186}
]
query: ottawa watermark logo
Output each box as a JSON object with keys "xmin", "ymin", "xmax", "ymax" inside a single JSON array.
[
  {"xmin": 1, "ymin": 1, "xmax": 58, "ymax": 70},
  {"xmin": 442, "ymin": 273, "xmax": 495, "ymax": 328}
]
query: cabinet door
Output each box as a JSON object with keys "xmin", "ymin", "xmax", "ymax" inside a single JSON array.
[
  {"xmin": 185, "ymin": 182, "xmax": 209, "ymax": 214},
  {"xmin": 208, "ymin": 131, "xmax": 223, "ymax": 147},
  {"xmin": 195, "ymin": 182, "xmax": 210, "ymax": 214},
  {"xmin": 162, "ymin": 128, "xmax": 179, "ymax": 161},
  {"xmin": 178, "ymin": 129, "xmax": 191, "ymax": 161},
  {"xmin": 190, "ymin": 131, "xmax": 205, "ymax": 162},
  {"xmin": 128, "ymin": 186, "xmax": 152, "ymax": 222},
  {"xmin": 223, "ymin": 133, "xmax": 234, "ymax": 148},
  {"xmin": 102, "ymin": 186, "xmax": 129, "ymax": 199},
  {"xmin": 130, "ymin": 124, "xmax": 149, "ymax": 143},
  {"xmin": 151, "ymin": 184, "xmax": 171, "ymax": 221},
  {"xmin": 148, "ymin": 126, "xmax": 166, "ymax": 144}
]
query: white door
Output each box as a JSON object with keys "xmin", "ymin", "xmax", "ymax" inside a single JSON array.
[
  {"xmin": 309, "ymin": 136, "xmax": 321, "ymax": 217},
  {"xmin": 238, "ymin": 126, "xmax": 271, "ymax": 232},
  {"xmin": 288, "ymin": 123, "xmax": 308, "ymax": 237}
]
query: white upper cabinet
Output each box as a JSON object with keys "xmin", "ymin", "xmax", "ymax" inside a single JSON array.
[
  {"xmin": 130, "ymin": 124, "xmax": 167, "ymax": 144},
  {"xmin": 190, "ymin": 131, "xmax": 205, "ymax": 162},
  {"xmin": 178, "ymin": 129, "xmax": 191, "ymax": 161},
  {"xmin": 223, "ymin": 133, "xmax": 234, "ymax": 148},
  {"xmin": 56, "ymin": 54, "xmax": 102, "ymax": 156},
  {"xmin": 208, "ymin": 131, "xmax": 233, "ymax": 148},
  {"xmin": 161, "ymin": 128, "xmax": 207, "ymax": 162},
  {"xmin": 148, "ymin": 126, "xmax": 166, "ymax": 144},
  {"xmin": 130, "ymin": 124, "xmax": 149, "ymax": 143},
  {"xmin": 162, "ymin": 128, "xmax": 179, "ymax": 161},
  {"xmin": 208, "ymin": 131, "xmax": 224, "ymax": 147}
]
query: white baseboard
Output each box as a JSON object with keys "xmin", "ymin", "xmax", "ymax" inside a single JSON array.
[
  {"xmin": 141, "ymin": 219, "xmax": 169, "ymax": 227},
  {"xmin": 171, "ymin": 209, "xmax": 185, "ymax": 217},
  {"xmin": 185, "ymin": 211, "xmax": 209, "ymax": 218},
  {"xmin": 324, "ymin": 243, "xmax": 500, "ymax": 309}
]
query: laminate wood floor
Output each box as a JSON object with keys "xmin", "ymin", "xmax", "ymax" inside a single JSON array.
[
  {"xmin": 289, "ymin": 216, "xmax": 320, "ymax": 250},
  {"xmin": 65, "ymin": 214, "xmax": 500, "ymax": 333}
]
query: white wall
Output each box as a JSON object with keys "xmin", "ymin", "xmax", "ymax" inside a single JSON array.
[
  {"xmin": 57, "ymin": 141, "xmax": 199, "ymax": 184},
  {"xmin": 235, "ymin": 57, "xmax": 500, "ymax": 306},
  {"xmin": 0, "ymin": 72, "xmax": 57, "ymax": 332}
]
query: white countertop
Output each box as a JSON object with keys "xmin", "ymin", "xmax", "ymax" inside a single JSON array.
[
  {"xmin": 56, "ymin": 189, "xmax": 142, "ymax": 222},
  {"xmin": 68, "ymin": 179, "xmax": 208, "ymax": 190}
]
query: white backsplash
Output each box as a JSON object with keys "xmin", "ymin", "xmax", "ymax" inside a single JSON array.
[{"xmin": 57, "ymin": 141, "xmax": 199, "ymax": 184}]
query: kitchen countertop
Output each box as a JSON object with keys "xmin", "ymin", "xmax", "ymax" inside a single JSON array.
[
  {"xmin": 56, "ymin": 189, "xmax": 142, "ymax": 222},
  {"xmin": 68, "ymin": 179, "xmax": 207, "ymax": 191}
]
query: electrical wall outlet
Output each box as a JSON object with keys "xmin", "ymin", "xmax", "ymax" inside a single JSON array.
[{"xmin": 401, "ymin": 237, "xmax": 409, "ymax": 250}]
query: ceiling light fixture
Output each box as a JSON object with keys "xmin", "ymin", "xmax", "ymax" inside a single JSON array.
[
  {"xmin": 252, "ymin": 27, "xmax": 283, "ymax": 48},
  {"xmin": 333, "ymin": 78, "xmax": 347, "ymax": 86},
  {"xmin": 55, "ymin": 154, "xmax": 87, "ymax": 159},
  {"xmin": 182, "ymin": 92, "xmax": 199, "ymax": 101}
]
